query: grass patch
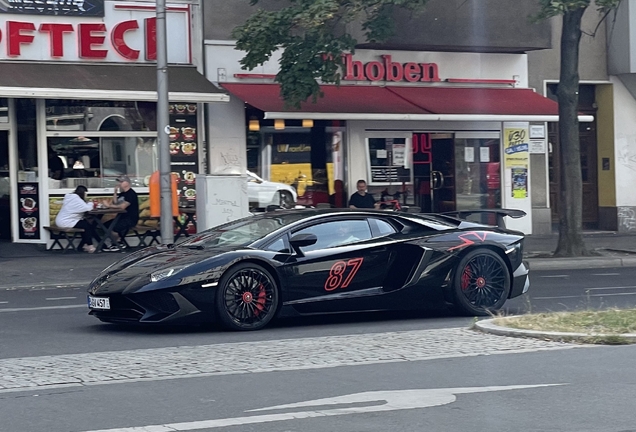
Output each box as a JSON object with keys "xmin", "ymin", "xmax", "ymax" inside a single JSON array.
[{"xmin": 493, "ymin": 309, "xmax": 636, "ymax": 336}]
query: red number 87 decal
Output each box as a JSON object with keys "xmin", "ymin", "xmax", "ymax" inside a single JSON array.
[{"xmin": 324, "ymin": 258, "xmax": 364, "ymax": 291}]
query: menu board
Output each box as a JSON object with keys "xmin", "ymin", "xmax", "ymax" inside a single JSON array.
[
  {"xmin": 169, "ymin": 103, "xmax": 198, "ymax": 208},
  {"xmin": 0, "ymin": 0, "xmax": 105, "ymax": 16},
  {"xmin": 17, "ymin": 182, "xmax": 41, "ymax": 240}
]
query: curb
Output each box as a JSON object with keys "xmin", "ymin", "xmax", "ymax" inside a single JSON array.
[
  {"xmin": 473, "ymin": 317, "xmax": 636, "ymax": 343},
  {"xmin": 526, "ymin": 256, "xmax": 636, "ymax": 271}
]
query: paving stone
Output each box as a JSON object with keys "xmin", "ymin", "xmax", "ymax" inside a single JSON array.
[{"xmin": 0, "ymin": 328, "xmax": 580, "ymax": 393}]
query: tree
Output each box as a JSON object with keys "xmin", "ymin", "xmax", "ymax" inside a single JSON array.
[
  {"xmin": 233, "ymin": 0, "xmax": 428, "ymax": 108},
  {"xmin": 535, "ymin": 0, "xmax": 620, "ymax": 256}
]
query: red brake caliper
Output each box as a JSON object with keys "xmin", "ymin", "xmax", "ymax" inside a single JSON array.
[
  {"xmin": 253, "ymin": 284, "xmax": 266, "ymax": 317},
  {"xmin": 461, "ymin": 266, "xmax": 472, "ymax": 290}
]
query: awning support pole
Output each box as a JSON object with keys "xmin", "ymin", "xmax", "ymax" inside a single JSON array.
[{"xmin": 157, "ymin": 0, "xmax": 173, "ymax": 245}]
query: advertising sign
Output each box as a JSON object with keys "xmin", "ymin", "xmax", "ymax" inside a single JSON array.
[
  {"xmin": 0, "ymin": 0, "xmax": 104, "ymax": 16},
  {"xmin": 0, "ymin": 1, "xmax": 190, "ymax": 63},
  {"xmin": 17, "ymin": 182, "xmax": 41, "ymax": 239},
  {"xmin": 503, "ymin": 122, "xmax": 529, "ymax": 199},
  {"xmin": 169, "ymin": 103, "xmax": 199, "ymax": 209}
]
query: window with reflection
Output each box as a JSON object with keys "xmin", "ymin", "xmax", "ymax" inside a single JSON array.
[
  {"xmin": 47, "ymin": 136, "xmax": 157, "ymax": 189},
  {"xmin": 45, "ymin": 100, "xmax": 156, "ymax": 132}
]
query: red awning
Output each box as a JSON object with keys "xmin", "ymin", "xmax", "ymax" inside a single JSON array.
[{"xmin": 221, "ymin": 83, "xmax": 589, "ymax": 122}]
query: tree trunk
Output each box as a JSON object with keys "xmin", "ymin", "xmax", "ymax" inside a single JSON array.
[{"xmin": 554, "ymin": 7, "xmax": 589, "ymax": 257}]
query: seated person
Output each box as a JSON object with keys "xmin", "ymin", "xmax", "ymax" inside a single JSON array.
[
  {"xmin": 101, "ymin": 175, "xmax": 139, "ymax": 252},
  {"xmin": 328, "ymin": 224, "xmax": 360, "ymax": 248},
  {"xmin": 55, "ymin": 185, "xmax": 98, "ymax": 253},
  {"xmin": 349, "ymin": 179, "xmax": 380, "ymax": 209}
]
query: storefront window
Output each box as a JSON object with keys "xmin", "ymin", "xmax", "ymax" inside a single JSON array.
[
  {"xmin": 47, "ymin": 136, "xmax": 157, "ymax": 189},
  {"xmin": 45, "ymin": 100, "xmax": 157, "ymax": 132},
  {"xmin": 454, "ymin": 138, "xmax": 501, "ymax": 216},
  {"xmin": 244, "ymin": 111, "xmax": 347, "ymax": 208},
  {"xmin": 257, "ymin": 121, "xmax": 347, "ymax": 207}
]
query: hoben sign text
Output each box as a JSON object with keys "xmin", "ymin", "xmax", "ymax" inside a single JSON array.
[{"xmin": 343, "ymin": 54, "xmax": 440, "ymax": 83}]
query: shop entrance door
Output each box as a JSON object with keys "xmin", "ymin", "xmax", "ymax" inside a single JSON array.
[
  {"xmin": 0, "ymin": 131, "xmax": 10, "ymax": 239},
  {"xmin": 412, "ymin": 133, "xmax": 456, "ymax": 213},
  {"xmin": 548, "ymin": 118, "xmax": 599, "ymax": 228}
]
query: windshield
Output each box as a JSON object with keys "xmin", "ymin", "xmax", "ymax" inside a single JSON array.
[{"xmin": 179, "ymin": 213, "xmax": 306, "ymax": 249}]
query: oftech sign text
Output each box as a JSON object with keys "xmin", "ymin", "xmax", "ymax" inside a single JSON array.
[{"xmin": 0, "ymin": 1, "xmax": 191, "ymax": 63}]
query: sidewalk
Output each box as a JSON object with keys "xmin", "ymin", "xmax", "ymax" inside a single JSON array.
[{"xmin": 1, "ymin": 230, "xmax": 635, "ymax": 289}]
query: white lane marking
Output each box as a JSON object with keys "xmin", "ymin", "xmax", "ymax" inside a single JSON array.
[
  {"xmin": 591, "ymin": 273, "xmax": 621, "ymax": 276},
  {"xmin": 539, "ymin": 275, "xmax": 570, "ymax": 278},
  {"xmin": 45, "ymin": 297, "xmax": 78, "ymax": 301},
  {"xmin": 0, "ymin": 305, "xmax": 86, "ymax": 313},
  {"xmin": 0, "ymin": 301, "xmax": 7, "ymax": 304},
  {"xmin": 534, "ymin": 292, "xmax": 636, "ymax": 300},
  {"xmin": 587, "ymin": 285, "xmax": 636, "ymax": 291},
  {"xmin": 82, "ymin": 385, "xmax": 563, "ymax": 432}
]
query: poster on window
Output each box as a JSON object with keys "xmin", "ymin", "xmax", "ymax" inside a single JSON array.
[
  {"xmin": 17, "ymin": 182, "xmax": 41, "ymax": 240},
  {"xmin": 511, "ymin": 167, "xmax": 528, "ymax": 199},
  {"xmin": 503, "ymin": 122, "xmax": 529, "ymax": 170},
  {"xmin": 0, "ymin": 0, "xmax": 104, "ymax": 16},
  {"xmin": 169, "ymin": 103, "xmax": 199, "ymax": 208}
]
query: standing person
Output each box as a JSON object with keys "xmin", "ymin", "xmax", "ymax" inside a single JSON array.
[
  {"xmin": 348, "ymin": 179, "xmax": 380, "ymax": 209},
  {"xmin": 101, "ymin": 175, "xmax": 139, "ymax": 252},
  {"xmin": 55, "ymin": 185, "xmax": 97, "ymax": 253}
]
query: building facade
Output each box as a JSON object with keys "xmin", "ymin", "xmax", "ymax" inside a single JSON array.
[
  {"xmin": 203, "ymin": 0, "xmax": 563, "ymax": 234},
  {"xmin": 0, "ymin": 0, "xmax": 227, "ymax": 244}
]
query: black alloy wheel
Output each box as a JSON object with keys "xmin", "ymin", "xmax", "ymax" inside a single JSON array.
[
  {"xmin": 452, "ymin": 249, "xmax": 511, "ymax": 316},
  {"xmin": 279, "ymin": 191, "xmax": 294, "ymax": 209},
  {"xmin": 215, "ymin": 263, "xmax": 279, "ymax": 331}
]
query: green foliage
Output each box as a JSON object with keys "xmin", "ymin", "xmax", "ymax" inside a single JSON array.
[
  {"xmin": 233, "ymin": 0, "xmax": 428, "ymax": 107},
  {"xmin": 535, "ymin": 0, "xmax": 621, "ymax": 20}
]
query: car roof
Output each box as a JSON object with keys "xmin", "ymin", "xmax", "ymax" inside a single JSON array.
[{"xmin": 252, "ymin": 208, "xmax": 461, "ymax": 227}]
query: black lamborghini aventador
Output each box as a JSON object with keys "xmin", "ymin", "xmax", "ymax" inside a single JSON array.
[{"xmin": 87, "ymin": 209, "xmax": 530, "ymax": 331}]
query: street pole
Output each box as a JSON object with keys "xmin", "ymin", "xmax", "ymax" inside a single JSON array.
[{"xmin": 156, "ymin": 0, "xmax": 172, "ymax": 245}]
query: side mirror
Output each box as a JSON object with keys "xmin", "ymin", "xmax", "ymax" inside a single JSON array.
[{"xmin": 289, "ymin": 233, "xmax": 317, "ymax": 256}]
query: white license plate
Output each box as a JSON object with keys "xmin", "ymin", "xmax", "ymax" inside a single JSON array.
[{"xmin": 88, "ymin": 296, "xmax": 110, "ymax": 310}]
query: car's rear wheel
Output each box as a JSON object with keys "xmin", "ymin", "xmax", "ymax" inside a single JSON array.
[
  {"xmin": 215, "ymin": 263, "xmax": 279, "ymax": 331},
  {"xmin": 452, "ymin": 249, "xmax": 510, "ymax": 316},
  {"xmin": 279, "ymin": 191, "xmax": 294, "ymax": 209}
]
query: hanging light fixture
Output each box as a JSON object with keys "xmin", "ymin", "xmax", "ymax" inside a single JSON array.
[
  {"xmin": 274, "ymin": 119, "xmax": 285, "ymax": 130},
  {"xmin": 248, "ymin": 118, "xmax": 260, "ymax": 131},
  {"xmin": 302, "ymin": 119, "xmax": 314, "ymax": 128}
]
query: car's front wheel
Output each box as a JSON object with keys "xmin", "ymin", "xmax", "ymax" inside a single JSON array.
[
  {"xmin": 215, "ymin": 263, "xmax": 279, "ymax": 331},
  {"xmin": 279, "ymin": 191, "xmax": 294, "ymax": 209},
  {"xmin": 451, "ymin": 249, "xmax": 511, "ymax": 316}
]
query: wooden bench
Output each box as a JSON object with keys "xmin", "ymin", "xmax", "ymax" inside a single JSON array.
[
  {"xmin": 130, "ymin": 224, "xmax": 161, "ymax": 248},
  {"xmin": 44, "ymin": 226, "xmax": 84, "ymax": 253},
  {"xmin": 117, "ymin": 222, "xmax": 161, "ymax": 249}
]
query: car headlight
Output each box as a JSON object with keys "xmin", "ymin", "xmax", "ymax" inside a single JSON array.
[{"xmin": 150, "ymin": 264, "xmax": 192, "ymax": 282}]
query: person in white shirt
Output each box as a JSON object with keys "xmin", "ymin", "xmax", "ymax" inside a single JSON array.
[{"xmin": 55, "ymin": 185, "xmax": 97, "ymax": 253}]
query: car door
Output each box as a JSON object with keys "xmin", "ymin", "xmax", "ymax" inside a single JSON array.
[{"xmin": 279, "ymin": 217, "xmax": 394, "ymax": 313}]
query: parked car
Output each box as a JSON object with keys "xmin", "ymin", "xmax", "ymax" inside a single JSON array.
[
  {"xmin": 87, "ymin": 208, "xmax": 529, "ymax": 331},
  {"xmin": 247, "ymin": 170, "xmax": 297, "ymax": 209}
]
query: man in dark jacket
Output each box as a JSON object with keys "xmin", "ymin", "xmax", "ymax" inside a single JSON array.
[{"xmin": 348, "ymin": 179, "xmax": 380, "ymax": 209}]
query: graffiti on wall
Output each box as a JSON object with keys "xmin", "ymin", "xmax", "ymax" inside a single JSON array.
[
  {"xmin": 617, "ymin": 133, "xmax": 636, "ymax": 172},
  {"xmin": 617, "ymin": 207, "xmax": 636, "ymax": 232}
]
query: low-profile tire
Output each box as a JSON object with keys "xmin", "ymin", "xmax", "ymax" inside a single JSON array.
[
  {"xmin": 215, "ymin": 262, "xmax": 279, "ymax": 331},
  {"xmin": 451, "ymin": 249, "xmax": 511, "ymax": 316},
  {"xmin": 279, "ymin": 191, "xmax": 294, "ymax": 209}
]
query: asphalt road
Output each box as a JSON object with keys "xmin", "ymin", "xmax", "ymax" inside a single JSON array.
[{"xmin": 1, "ymin": 267, "xmax": 636, "ymax": 431}]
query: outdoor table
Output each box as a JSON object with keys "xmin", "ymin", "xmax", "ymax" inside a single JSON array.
[
  {"xmin": 87, "ymin": 208, "xmax": 126, "ymax": 253},
  {"xmin": 174, "ymin": 207, "xmax": 197, "ymax": 242}
]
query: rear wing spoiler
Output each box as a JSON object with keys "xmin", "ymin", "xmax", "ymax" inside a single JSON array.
[{"xmin": 439, "ymin": 209, "xmax": 526, "ymax": 229}]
